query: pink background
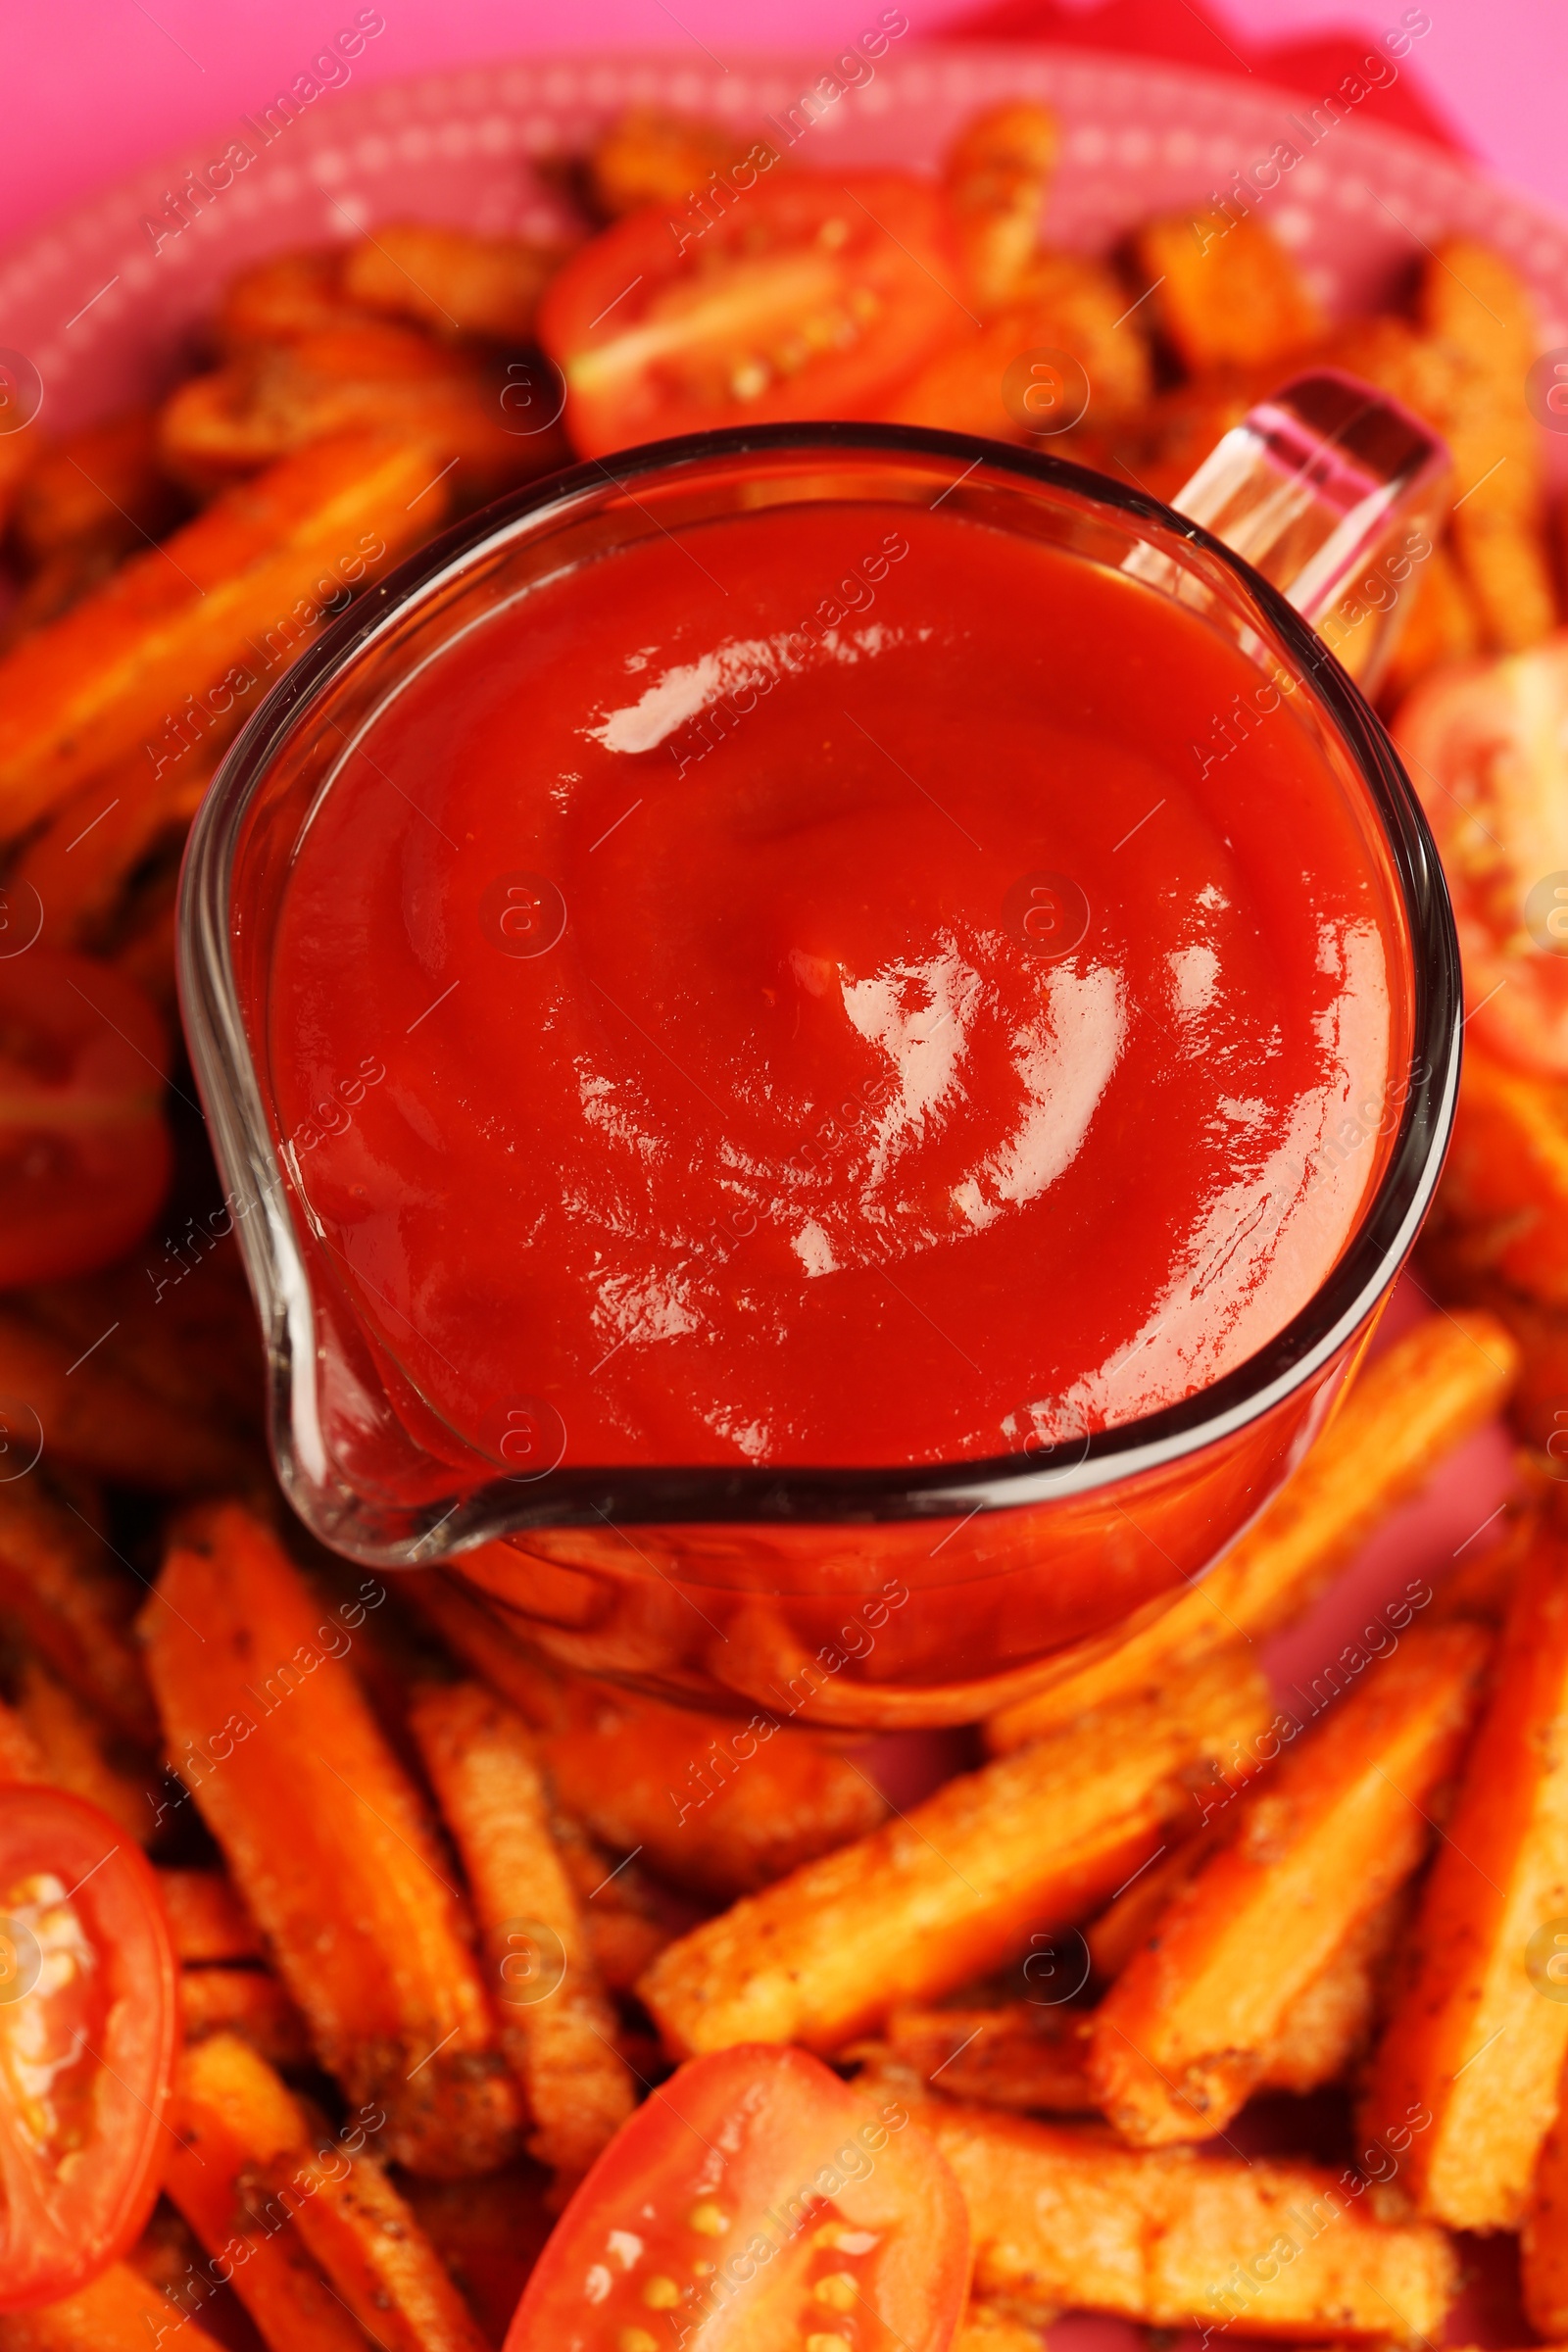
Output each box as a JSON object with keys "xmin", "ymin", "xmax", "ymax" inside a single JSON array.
[{"xmin": 3, "ymin": 0, "xmax": 1565, "ymax": 250}]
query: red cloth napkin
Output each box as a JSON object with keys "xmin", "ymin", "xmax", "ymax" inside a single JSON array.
[{"xmin": 946, "ymin": 0, "xmax": 1467, "ymax": 155}]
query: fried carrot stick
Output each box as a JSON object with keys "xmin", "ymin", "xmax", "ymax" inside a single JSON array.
[
  {"xmin": 0, "ymin": 1478, "xmax": 156, "ymax": 1741},
  {"xmin": 1524, "ymin": 2051, "xmax": 1568, "ymax": 2335},
  {"xmin": 907, "ymin": 2095, "xmax": 1457, "ymax": 2338},
  {"xmin": 0, "ymin": 1690, "xmax": 44, "ymax": 1781},
  {"xmin": 1435, "ymin": 1049, "xmax": 1568, "ymax": 1306},
  {"xmin": 943, "ymin": 101, "xmax": 1058, "ymax": 310},
  {"xmin": 342, "ymin": 223, "xmax": 568, "ymax": 342},
  {"xmin": 638, "ymin": 1647, "xmax": 1272, "ymax": 2057},
  {"xmin": 11, "ymin": 409, "xmax": 181, "ymax": 566},
  {"xmin": 180, "ymin": 1965, "xmax": 314, "ymax": 2071},
  {"xmin": 0, "ymin": 2262, "xmax": 230, "ymax": 2352},
  {"xmin": 987, "ymin": 1309, "xmax": 1517, "ymax": 1752},
  {"xmin": 1086, "ymin": 1829, "xmax": 1215, "ymax": 1983},
  {"xmin": 1130, "ymin": 212, "xmax": 1321, "ymax": 372},
  {"xmin": 144, "ymin": 1506, "xmax": 519, "ymax": 2176},
  {"xmin": 17, "ymin": 726, "xmax": 230, "ymax": 953},
  {"xmin": 165, "ymin": 2030, "xmax": 406, "ymax": 2352},
  {"xmin": 1090, "ymin": 1846, "xmax": 1406, "ymax": 2092},
  {"xmin": 218, "ymin": 247, "xmax": 381, "ymax": 347},
  {"xmin": 398, "ymin": 2169, "xmax": 555, "ymax": 2351},
  {"xmin": 0, "ymin": 1306, "xmax": 252, "ymax": 1490},
  {"xmin": 873, "ymin": 2002, "xmax": 1097, "ymax": 2115},
  {"xmin": 402, "ymin": 1565, "xmax": 885, "ymax": 1894},
  {"xmin": 955, "ymin": 2308, "xmax": 1048, "ymax": 2352},
  {"xmin": 1254, "ymin": 1886, "xmax": 1408, "ymax": 2096},
  {"xmin": 259, "ymin": 2141, "xmax": 492, "ymax": 2352},
  {"xmin": 1090, "ymin": 1621, "xmax": 1491, "ymax": 2144},
  {"xmin": 12, "ymin": 1656, "xmax": 156, "ymax": 1840},
  {"xmin": 1360, "ymin": 1526, "xmax": 1568, "ymax": 2227},
  {"xmin": 409, "ymin": 1681, "xmax": 636, "ymax": 2183},
  {"xmin": 157, "ymin": 1868, "xmax": 264, "ymax": 1962},
  {"xmin": 0, "ymin": 431, "xmax": 445, "ymax": 838}
]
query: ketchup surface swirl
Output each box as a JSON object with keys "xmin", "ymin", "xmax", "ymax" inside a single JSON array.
[{"xmin": 268, "ymin": 500, "xmax": 1402, "ymax": 1472}]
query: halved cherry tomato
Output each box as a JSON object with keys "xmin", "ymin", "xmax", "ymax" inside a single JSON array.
[
  {"xmin": 1396, "ymin": 630, "xmax": 1568, "ymax": 1077},
  {"xmin": 0, "ymin": 945, "xmax": 172, "ymax": 1285},
  {"xmin": 0, "ymin": 1787, "xmax": 179, "ymax": 2309},
  {"xmin": 538, "ymin": 173, "xmax": 966, "ymax": 459},
  {"xmin": 506, "ymin": 2043, "xmax": 969, "ymax": 2350}
]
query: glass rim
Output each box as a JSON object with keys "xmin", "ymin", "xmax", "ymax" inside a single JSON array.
[{"xmin": 178, "ymin": 418, "xmax": 1462, "ymax": 1551}]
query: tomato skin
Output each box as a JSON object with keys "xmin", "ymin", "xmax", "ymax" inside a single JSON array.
[
  {"xmin": 538, "ymin": 173, "xmax": 967, "ymax": 459},
  {"xmin": 0, "ymin": 1788, "xmax": 179, "ymax": 2311},
  {"xmin": 1396, "ymin": 632, "xmax": 1568, "ymax": 1077},
  {"xmin": 0, "ymin": 948, "xmax": 172, "ymax": 1286},
  {"xmin": 507, "ymin": 2043, "xmax": 969, "ymax": 2351}
]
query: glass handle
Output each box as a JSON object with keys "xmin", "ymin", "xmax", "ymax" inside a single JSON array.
[{"xmin": 1168, "ymin": 368, "xmax": 1452, "ymax": 697}]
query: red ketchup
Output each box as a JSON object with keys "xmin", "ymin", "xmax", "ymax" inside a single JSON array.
[{"xmin": 269, "ymin": 502, "xmax": 1401, "ymax": 1481}]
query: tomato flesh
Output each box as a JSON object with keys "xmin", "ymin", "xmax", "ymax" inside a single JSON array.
[
  {"xmin": 0, "ymin": 948, "xmax": 172, "ymax": 1286},
  {"xmin": 507, "ymin": 2045, "xmax": 969, "ymax": 2350},
  {"xmin": 539, "ymin": 174, "xmax": 966, "ymax": 458},
  {"xmin": 0, "ymin": 1788, "xmax": 179, "ymax": 2310},
  {"xmin": 1395, "ymin": 631, "xmax": 1568, "ymax": 1076}
]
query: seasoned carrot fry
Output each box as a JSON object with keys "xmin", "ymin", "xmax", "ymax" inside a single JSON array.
[
  {"xmin": 1428, "ymin": 1493, "xmax": 1538, "ymax": 1622},
  {"xmin": 11, "ymin": 408, "xmax": 181, "ymax": 566},
  {"xmin": 217, "ymin": 246, "xmax": 380, "ymax": 347},
  {"xmin": 0, "ymin": 1306, "xmax": 252, "ymax": 1490},
  {"xmin": 258, "ymin": 2140, "xmax": 492, "ymax": 2352},
  {"xmin": 18, "ymin": 726, "xmax": 230, "ymax": 952},
  {"xmin": 1090, "ymin": 1622, "xmax": 1491, "ymax": 2143},
  {"xmin": 873, "ymin": 2002, "xmax": 1097, "ymax": 2115},
  {"xmin": 1431, "ymin": 1048, "xmax": 1568, "ymax": 1305},
  {"xmin": 342, "ymin": 223, "xmax": 568, "ymax": 342},
  {"xmin": 907, "ymin": 2094, "xmax": 1457, "ymax": 2337},
  {"xmin": 1525, "ymin": 2051, "xmax": 1568, "ymax": 2335},
  {"xmin": 144, "ymin": 1506, "xmax": 520, "ymax": 2176},
  {"xmin": 1417, "ymin": 238, "xmax": 1554, "ymax": 653},
  {"xmin": 886, "ymin": 256, "xmax": 1151, "ymax": 438},
  {"xmin": 944, "ymin": 101, "xmax": 1058, "ymax": 311},
  {"xmin": 0, "ymin": 536, "xmax": 135, "ymax": 652},
  {"xmin": 12, "ymin": 1656, "xmax": 155, "ymax": 1839},
  {"xmin": 955, "ymin": 2309, "xmax": 1046, "ymax": 2352},
  {"xmin": 1130, "ymin": 212, "xmax": 1321, "ymax": 373},
  {"xmin": 19, "ymin": 1241, "xmax": 265, "ymax": 1440},
  {"xmin": 987, "ymin": 1309, "xmax": 1518, "ymax": 1751},
  {"xmin": 1438, "ymin": 1278, "xmax": 1568, "ymax": 1454},
  {"xmin": 1255, "ymin": 1886, "xmax": 1409, "ymax": 2095},
  {"xmin": 1381, "ymin": 541, "xmax": 1482, "ymax": 706},
  {"xmin": 1090, "ymin": 1840, "xmax": 1407, "ymax": 2092},
  {"xmin": 0, "ymin": 1477, "xmax": 156, "ymax": 1741},
  {"xmin": 1086, "ymin": 1830, "xmax": 1214, "ymax": 1983},
  {"xmin": 159, "ymin": 326, "xmax": 565, "ymax": 503},
  {"xmin": 539, "ymin": 1797, "xmax": 673, "ymax": 1987},
  {"xmin": 398, "ymin": 2169, "xmax": 555, "ymax": 2349},
  {"xmin": 0, "ymin": 431, "xmax": 446, "ymax": 839},
  {"xmin": 588, "ymin": 107, "xmax": 756, "ymax": 219},
  {"xmin": 157, "ymin": 1867, "xmax": 264, "ymax": 1961},
  {"xmin": 0, "ymin": 1690, "xmax": 44, "ymax": 1780},
  {"xmin": 165, "ymin": 2031, "xmax": 399, "ymax": 2352},
  {"xmin": 1086, "ymin": 368, "xmax": 1264, "ymax": 505},
  {"xmin": 638, "ymin": 1648, "xmax": 1273, "ymax": 2056},
  {"xmin": 410, "ymin": 1681, "xmax": 636, "ymax": 2182},
  {"xmin": 181, "ymin": 1964, "xmax": 315, "ymax": 2070},
  {"xmin": 122, "ymin": 2197, "xmax": 212, "ymax": 2303},
  {"xmin": 0, "ymin": 2261, "xmax": 230, "ymax": 2352},
  {"xmin": 403, "ymin": 1565, "xmax": 885, "ymax": 1894},
  {"xmin": 1360, "ymin": 1527, "xmax": 1568, "ymax": 2227}
]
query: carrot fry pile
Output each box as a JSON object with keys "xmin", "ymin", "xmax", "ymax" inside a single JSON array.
[{"xmin": 0, "ymin": 82, "xmax": 1565, "ymax": 2352}]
